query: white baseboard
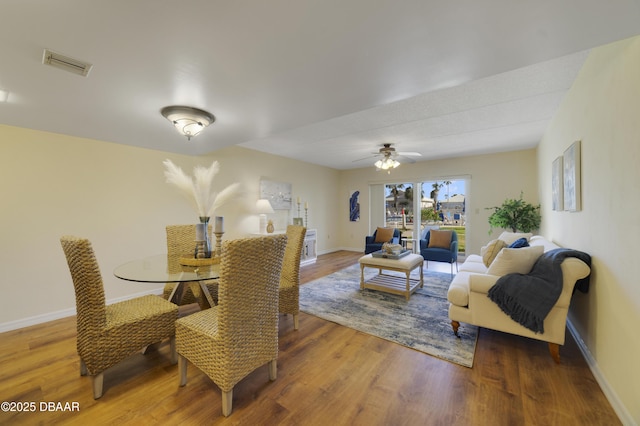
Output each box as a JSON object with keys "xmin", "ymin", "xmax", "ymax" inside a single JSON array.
[
  {"xmin": 0, "ymin": 288, "xmax": 163, "ymax": 333},
  {"xmin": 331, "ymin": 246, "xmax": 364, "ymax": 253},
  {"xmin": 566, "ymin": 319, "xmax": 634, "ymax": 425}
]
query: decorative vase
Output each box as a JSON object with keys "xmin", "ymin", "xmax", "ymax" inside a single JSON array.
[
  {"xmin": 195, "ymin": 216, "xmax": 212, "ymax": 258},
  {"xmin": 266, "ymin": 220, "xmax": 275, "ymax": 233}
]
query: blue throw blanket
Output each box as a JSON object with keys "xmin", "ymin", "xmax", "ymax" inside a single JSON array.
[{"xmin": 487, "ymin": 248, "xmax": 591, "ymax": 333}]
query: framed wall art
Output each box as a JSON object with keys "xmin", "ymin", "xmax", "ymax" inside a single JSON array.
[
  {"xmin": 552, "ymin": 156, "xmax": 564, "ymax": 211},
  {"xmin": 349, "ymin": 190, "xmax": 360, "ymax": 221},
  {"xmin": 259, "ymin": 179, "xmax": 292, "ymax": 210},
  {"xmin": 563, "ymin": 140, "xmax": 581, "ymax": 212}
]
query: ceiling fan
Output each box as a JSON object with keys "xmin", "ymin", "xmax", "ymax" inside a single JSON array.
[
  {"xmin": 353, "ymin": 143, "xmax": 422, "ymax": 172},
  {"xmin": 374, "ymin": 143, "xmax": 421, "ymax": 163}
]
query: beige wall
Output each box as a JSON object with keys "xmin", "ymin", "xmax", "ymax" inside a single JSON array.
[
  {"xmin": 0, "ymin": 124, "xmax": 538, "ymax": 327},
  {"xmin": 0, "ymin": 126, "xmax": 338, "ymax": 327},
  {"xmin": 338, "ymin": 149, "xmax": 539, "ymax": 256},
  {"xmin": 537, "ymin": 36, "xmax": 640, "ymax": 423}
]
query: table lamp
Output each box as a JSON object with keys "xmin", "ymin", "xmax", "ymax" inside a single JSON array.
[{"xmin": 256, "ymin": 199, "xmax": 274, "ymax": 233}]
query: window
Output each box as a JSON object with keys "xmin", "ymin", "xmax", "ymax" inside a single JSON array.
[
  {"xmin": 421, "ymin": 180, "xmax": 465, "ymax": 225},
  {"xmin": 385, "ymin": 183, "xmax": 414, "ymax": 230},
  {"xmin": 375, "ymin": 179, "xmax": 467, "ymax": 254}
]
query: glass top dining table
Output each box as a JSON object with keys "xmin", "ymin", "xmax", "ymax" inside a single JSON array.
[{"xmin": 114, "ymin": 254, "xmax": 220, "ymax": 309}]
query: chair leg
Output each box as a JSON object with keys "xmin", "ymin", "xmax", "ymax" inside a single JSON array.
[
  {"xmin": 170, "ymin": 336, "xmax": 177, "ymax": 364},
  {"xmin": 80, "ymin": 359, "xmax": 88, "ymax": 376},
  {"xmin": 269, "ymin": 359, "xmax": 277, "ymax": 381},
  {"xmin": 221, "ymin": 389, "xmax": 233, "ymax": 417},
  {"xmin": 179, "ymin": 355, "xmax": 188, "ymax": 386},
  {"xmin": 548, "ymin": 343, "xmax": 561, "ymax": 364},
  {"xmin": 92, "ymin": 372, "xmax": 104, "ymax": 399},
  {"xmin": 293, "ymin": 314, "xmax": 299, "ymax": 330}
]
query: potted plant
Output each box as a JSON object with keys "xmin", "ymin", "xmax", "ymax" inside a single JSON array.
[{"xmin": 487, "ymin": 192, "xmax": 541, "ymax": 233}]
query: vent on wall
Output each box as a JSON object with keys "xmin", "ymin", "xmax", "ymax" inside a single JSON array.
[{"xmin": 42, "ymin": 49, "xmax": 93, "ymax": 77}]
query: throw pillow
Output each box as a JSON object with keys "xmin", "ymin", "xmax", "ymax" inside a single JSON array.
[
  {"xmin": 486, "ymin": 245, "xmax": 544, "ymax": 276},
  {"xmin": 481, "ymin": 239, "xmax": 507, "ymax": 267},
  {"xmin": 497, "ymin": 231, "xmax": 533, "ymax": 245},
  {"xmin": 508, "ymin": 237, "xmax": 530, "ymax": 248},
  {"xmin": 374, "ymin": 227, "xmax": 394, "ymax": 243},
  {"xmin": 428, "ymin": 230, "xmax": 452, "ymax": 249}
]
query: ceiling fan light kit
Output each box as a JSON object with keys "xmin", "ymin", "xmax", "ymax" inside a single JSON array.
[
  {"xmin": 371, "ymin": 143, "xmax": 421, "ymax": 173},
  {"xmin": 161, "ymin": 105, "xmax": 215, "ymax": 140},
  {"xmin": 375, "ymin": 157, "xmax": 401, "ymax": 172}
]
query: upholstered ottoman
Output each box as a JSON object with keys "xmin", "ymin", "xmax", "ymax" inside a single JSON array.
[{"xmin": 358, "ymin": 253, "xmax": 424, "ymax": 300}]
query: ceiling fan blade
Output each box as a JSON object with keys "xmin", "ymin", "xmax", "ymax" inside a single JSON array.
[
  {"xmin": 397, "ymin": 155, "xmax": 417, "ymax": 164},
  {"xmin": 352, "ymin": 155, "xmax": 379, "ymax": 163},
  {"xmin": 397, "ymin": 151, "xmax": 422, "ymax": 157}
]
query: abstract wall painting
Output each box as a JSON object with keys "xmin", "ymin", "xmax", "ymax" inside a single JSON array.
[
  {"xmin": 349, "ymin": 190, "xmax": 360, "ymax": 221},
  {"xmin": 259, "ymin": 179, "xmax": 292, "ymax": 210},
  {"xmin": 563, "ymin": 140, "xmax": 581, "ymax": 212},
  {"xmin": 552, "ymin": 156, "xmax": 564, "ymax": 211}
]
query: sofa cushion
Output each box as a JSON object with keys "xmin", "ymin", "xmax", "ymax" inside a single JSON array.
[
  {"xmin": 374, "ymin": 227, "xmax": 394, "ymax": 243},
  {"xmin": 481, "ymin": 239, "xmax": 506, "ymax": 267},
  {"xmin": 529, "ymin": 235, "xmax": 560, "ymax": 251},
  {"xmin": 498, "ymin": 231, "xmax": 533, "ymax": 245},
  {"xmin": 459, "ymin": 256, "xmax": 488, "ymax": 273},
  {"xmin": 486, "ymin": 246, "xmax": 544, "ymax": 276},
  {"xmin": 428, "ymin": 230, "xmax": 452, "ymax": 248}
]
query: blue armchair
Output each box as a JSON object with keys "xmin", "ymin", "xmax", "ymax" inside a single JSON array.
[
  {"xmin": 364, "ymin": 228, "xmax": 401, "ymax": 254},
  {"xmin": 419, "ymin": 229, "xmax": 459, "ymax": 276}
]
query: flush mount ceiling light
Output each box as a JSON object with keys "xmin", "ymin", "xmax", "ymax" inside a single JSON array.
[{"xmin": 161, "ymin": 105, "xmax": 215, "ymax": 141}]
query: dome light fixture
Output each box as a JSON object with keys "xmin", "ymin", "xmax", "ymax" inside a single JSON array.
[{"xmin": 161, "ymin": 105, "xmax": 215, "ymax": 140}]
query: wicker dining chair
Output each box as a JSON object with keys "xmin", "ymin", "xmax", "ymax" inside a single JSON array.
[
  {"xmin": 176, "ymin": 234, "xmax": 287, "ymax": 417},
  {"xmin": 60, "ymin": 236, "xmax": 178, "ymax": 399},
  {"xmin": 279, "ymin": 225, "xmax": 306, "ymax": 330},
  {"xmin": 163, "ymin": 224, "xmax": 219, "ymax": 306}
]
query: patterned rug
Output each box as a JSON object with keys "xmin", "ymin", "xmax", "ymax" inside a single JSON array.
[{"xmin": 299, "ymin": 264, "xmax": 478, "ymax": 367}]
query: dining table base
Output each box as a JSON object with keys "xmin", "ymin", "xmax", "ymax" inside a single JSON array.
[{"xmin": 168, "ymin": 281, "xmax": 217, "ymax": 310}]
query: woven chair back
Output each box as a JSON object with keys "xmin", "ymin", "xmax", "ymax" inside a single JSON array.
[
  {"xmin": 281, "ymin": 225, "xmax": 306, "ymax": 287},
  {"xmin": 217, "ymin": 235, "xmax": 287, "ymax": 352},
  {"xmin": 166, "ymin": 224, "xmax": 212, "ymax": 273},
  {"xmin": 60, "ymin": 236, "xmax": 107, "ymax": 336}
]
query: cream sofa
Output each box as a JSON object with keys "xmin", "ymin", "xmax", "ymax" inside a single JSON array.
[{"xmin": 447, "ymin": 233, "xmax": 591, "ymax": 363}]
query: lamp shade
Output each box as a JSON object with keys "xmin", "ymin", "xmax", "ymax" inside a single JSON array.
[{"xmin": 256, "ymin": 199, "xmax": 275, "ymax": 214}]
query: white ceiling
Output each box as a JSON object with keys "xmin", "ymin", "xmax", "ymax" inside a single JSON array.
[{"xmin": 2, "ymin": 1, "xmax": 639, "ymax": 170}]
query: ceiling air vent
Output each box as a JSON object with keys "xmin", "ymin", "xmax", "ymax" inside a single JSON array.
[{"xmin": 42, "ymin": 49, "xmax": 93, "ymax": 77}]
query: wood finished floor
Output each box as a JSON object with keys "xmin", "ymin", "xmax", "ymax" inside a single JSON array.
[{"xmin": 0, "ymin": 251, "xmax": 620, "ymax": 425}]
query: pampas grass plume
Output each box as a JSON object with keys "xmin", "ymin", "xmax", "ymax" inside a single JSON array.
[{"xmin": 163, "ymin": 159, "xmax": 241, "ymax": 218}]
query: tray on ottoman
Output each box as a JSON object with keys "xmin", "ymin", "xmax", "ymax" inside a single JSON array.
[{"xmin": 371, "ymin": 249, "xmax": 411, "ymax": 259}]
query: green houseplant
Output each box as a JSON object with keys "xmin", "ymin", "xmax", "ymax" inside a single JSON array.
[{"xmin": 487, "ymin": 192, "xmax": 541, "ymax": 234}]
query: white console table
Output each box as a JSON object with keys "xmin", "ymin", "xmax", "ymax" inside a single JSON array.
[
  {"xmin": 301, "ymin": 229, "xmax": 317, "ymax": 266},
  {"xmin": 250, "ymin": 228, "xmax": 317, "ymax": 266}
]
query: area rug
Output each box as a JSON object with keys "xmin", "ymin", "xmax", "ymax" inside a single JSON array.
[{"xmin": 299, "ymin": 264, "xmax": 478, "ymax": 367}]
